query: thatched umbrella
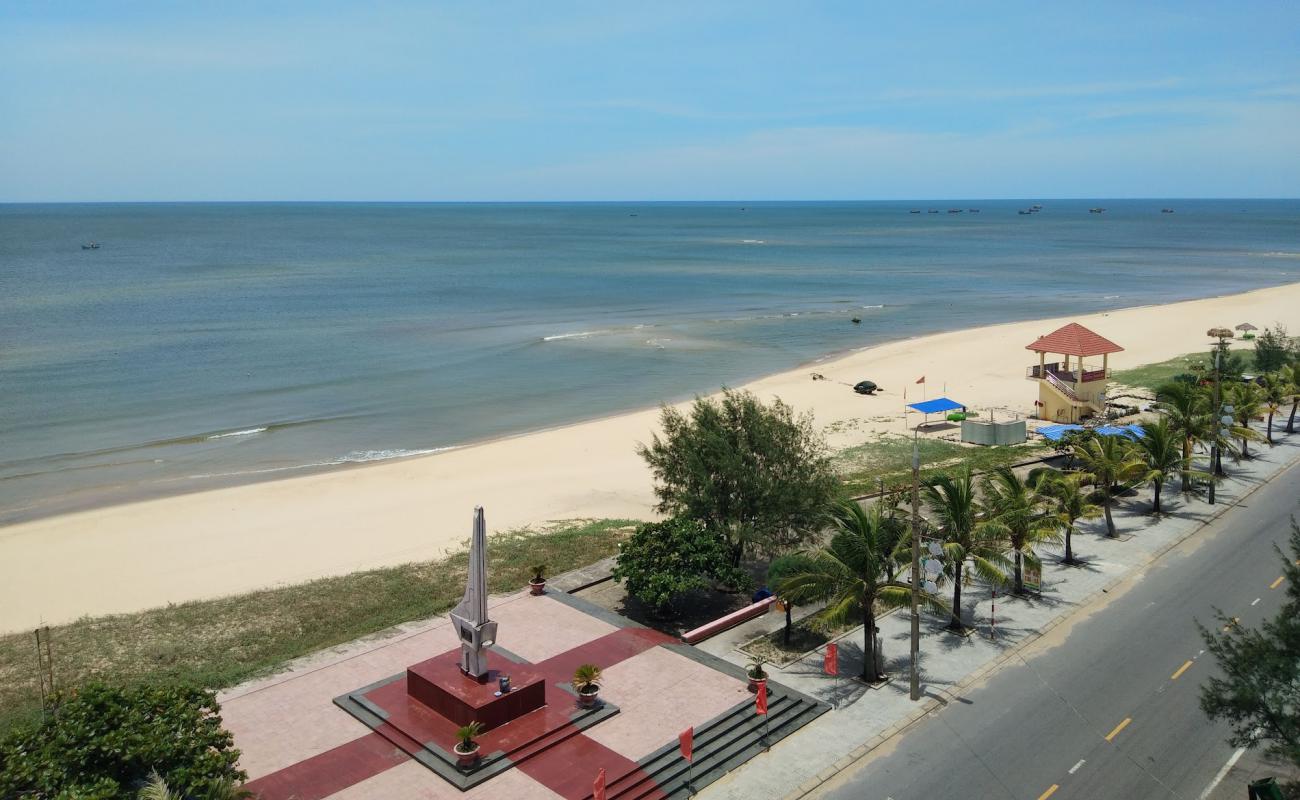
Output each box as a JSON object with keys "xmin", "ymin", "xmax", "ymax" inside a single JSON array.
[{"xmin": 1235, "ymin": 323, "xmax": 1258, "ymax": 335}]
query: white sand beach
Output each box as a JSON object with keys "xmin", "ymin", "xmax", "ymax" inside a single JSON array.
[{"xmin": 3, "ymin": 283, "xmax": 1298, "ymax": 633}]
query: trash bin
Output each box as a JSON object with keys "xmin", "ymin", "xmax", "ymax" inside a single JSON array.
[{"xmin": 1248, "ymin": 777, "xmax": 1283, "ymax": 800}]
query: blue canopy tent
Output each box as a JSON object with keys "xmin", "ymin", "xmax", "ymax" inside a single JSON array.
[{"xmin": 907, "ymin": 397, "xmax": 966, "ymax": 428}]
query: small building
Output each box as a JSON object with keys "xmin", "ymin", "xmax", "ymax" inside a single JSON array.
[{"xmin": 1025, "ymin": 323, "xmax": 1123, "ymax": 423}]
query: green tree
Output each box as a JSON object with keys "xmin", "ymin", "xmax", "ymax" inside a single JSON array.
[
  {"xmin": 1135, "ymin": 417, "xmax": 1191, "ymax": 514},
  {"xmin": 980, "ymin": 466, "xmax": 1061, "ymax": 595},
  {"xmin": 1029, "ymin": 468, "xmax": 1101, "ymax": 565},
  {"xmin": 767, "ymin": 553, "xmax": 819, "ymax": 646},
  {"xmin": 612, "ymin": 517, "xmax": 750, "ymax": 614},
  {"xmin": 923, "ymin": 467, "xmax": 1008, "ymax": 632},
  {"xmin": 1228, "ymin": 381, "xmax": 1267, "ymax": 458},
  {"xmin": 1283, "ymin": 361, "xmax": 1300, "ymax": 433},
  {"xmin": 638, "ymin": 389, "xmax": 839, "ymax": 564},
  {"xmin": 1155, "ymin": 381, "xmax": 1214, "ymax": 492},
  {"xmin": 775, "ymin": 501, "xmax": 945, "ymax": 682},
  {"xmin": 1198, "ymin": 519, "xmax": 1300, "ymax": 768},
  {"xmin": 1253, "ymin": 323, "xmax": 1293, "ymax": 374},
  {"xmin": 1072, "ymin": 435, "xmax": 1146, "ymax": 538},
  {"xmin": 1260, "ymin": 373, "xmax": 1288, "ymax": 445},
  {"xmin": 0, "ymin": 683, "xmax": 246, "ymax": 800}
]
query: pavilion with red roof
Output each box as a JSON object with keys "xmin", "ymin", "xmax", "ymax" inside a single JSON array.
[{"xmin": 1025, "ymin": 322, "xmax": 1123, "ymax": 423}]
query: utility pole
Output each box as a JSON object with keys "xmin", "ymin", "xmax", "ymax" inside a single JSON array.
[
  {"xmin": 910, "ymin": 432, "xmax": 921, "ymax": 701},
  {"xmin": 1207, "ymin": 328, "xmax": 1233, "ymax": 505}
]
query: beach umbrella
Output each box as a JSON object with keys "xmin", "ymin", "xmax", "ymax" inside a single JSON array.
[{"xmin": 1235, "ymin": 323, "xmax": 1257, "ymax": 333}]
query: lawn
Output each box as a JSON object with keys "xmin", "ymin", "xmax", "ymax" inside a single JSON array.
[
  {"xmin": 836, "ymin": 433, "xmax": 1048, "ymax": 497},
  {"xmin": 0, "ymin": 518, "xmax": 637, "ymax": 735},
  {"xmin": 1110, "ymin": 348, "xmax": 1269, "ymax": 391}
]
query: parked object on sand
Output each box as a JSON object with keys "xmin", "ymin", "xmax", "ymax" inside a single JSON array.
[{"xmin": 853, "ymin": 380, "xmax": 879, "ymax": 395}]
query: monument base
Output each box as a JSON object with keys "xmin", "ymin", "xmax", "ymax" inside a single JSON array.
[{"xmin": 407, "ymin": 657, "xmax": 545, "ymax": 731}]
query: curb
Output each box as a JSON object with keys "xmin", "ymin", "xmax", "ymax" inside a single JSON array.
[{"xmin": 779, "ymin": 439, "xmax": 1300, "ymax": 800}]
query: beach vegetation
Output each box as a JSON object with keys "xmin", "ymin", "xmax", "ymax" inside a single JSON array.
[
  {"xmin": 1259, "ymin": 373, "xmax": 1288, "ymax": 444},
  {"xmin": 1070, "ymin": 435, "xmax": 1148, "ymax": 538},
  {"xmin": 1228, "ymin": 381, "xmax": 1268, "ymax": 458},
  {"xmin": 979, "ymin": 466, "xmax": 1062, "ymax": 595},
  {"xmin": 0, "ymin": 683, "xmax": 245, "ymax": 800},
  {"xmin": 1028, "ymin": 468, "xmax": 1101, "ymax": 565},
  {"xmin": 612, "ymin": 517, "xmax": 751, "ymax": 614},
  {"xmin": 1154, "ymin": 381, "xmax": 1215, "ymax": 491},
  {"xmin": 1253, "ymin": 323, "xmax": 1297, "ymax": 374},
  {"xmin": 1284, "ymin": 361, "xmax": 1300, "ymax": 433},
  {"xmin": 836, "ymin": 433, "xmax": 1045, "ymax": 498},
  {"xmin": 1134, "ymin": 417, "xmax": 1192, "ymax": 514},
  {"xmin": 922, "ymin": 468, "xmax": 1008, "ymax": 633},
  {"xmin": 0, "ymin": 518, "xmax": 636, "ymax": 735},
  {"xmin": 767, "ymin": 553, "xmax": 820, "ymax": 646},
  {"xmin": 639, "ymin": 389, "xmax": 838, "ymax": 564},
  {"xmin": 774, "ymin": 501, "xmax": 946, "ymax": 682}
]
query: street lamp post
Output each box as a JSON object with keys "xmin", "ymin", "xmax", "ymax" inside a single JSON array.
[
  {"xmin": 910, "ymin": 433, "xmax": 921, "ymax": 701},
  {"xmin": 1207, "ymin": 328, "xmax": 1233, "ymax": 505}
]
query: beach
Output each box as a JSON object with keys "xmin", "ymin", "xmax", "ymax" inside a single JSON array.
[{"xmin": 2, "ymin": 281, "xmax": 1298, "ymax": 633}]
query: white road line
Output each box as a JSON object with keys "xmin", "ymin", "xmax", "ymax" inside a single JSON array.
[
  {"xmin": 1198, "ymin": 746, "xmax": 1247, "ymax": 799},
  {"xmin": 1068, "ymin": 759, "xmax": 1086, "ymax": 774},
  {"xmin": 1251, "ymin": 597, "xmax": 1261, "ymax": 606}
]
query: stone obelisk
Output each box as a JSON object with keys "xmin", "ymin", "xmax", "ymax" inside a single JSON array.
[{"xmin": 450, "ymin": 506, "xmax": 498, "ymax": 681}]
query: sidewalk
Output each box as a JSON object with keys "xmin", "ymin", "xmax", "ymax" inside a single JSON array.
[{"xmin": 698, "ymin": 430, "xmax": 1300, "ymax": 800}]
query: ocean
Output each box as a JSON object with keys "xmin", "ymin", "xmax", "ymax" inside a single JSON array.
[{"xmin": 1, "ymin": 199, "xmax": 1297, "ymax": 523}]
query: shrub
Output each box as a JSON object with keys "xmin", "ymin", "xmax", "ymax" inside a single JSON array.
[
  {"xmin": 0, "ymin": 683, "xmax": 245, "ymax": 799},
  {"xmin": 612, "ymin": 517, "xmax": 751, "ymax": 613}
]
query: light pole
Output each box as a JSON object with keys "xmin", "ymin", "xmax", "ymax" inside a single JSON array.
[
  {"xmin": 909, "ymin": 433, "xmax": 921, "ymax": 701},
  {"xmin": 1207, "ymin": 327, "xmax": 1233, "ymax": 505}
]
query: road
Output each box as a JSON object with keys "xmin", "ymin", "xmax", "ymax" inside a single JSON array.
[{"xmin": 820, "ymin": 457, "xmax": 1300, "ymax": 800}]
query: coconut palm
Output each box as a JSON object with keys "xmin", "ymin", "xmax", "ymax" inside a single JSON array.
[
  {"xmin": 775, "ymin": 501, "xmax": 945, "ymax": 682},
  {"xmin": 1228, "ymin": 381, "xmax": 1266, "ymax": 458},
  {"xmin": 1072, "ymin": 435, "xmax": 1147, "ymax": 538},
  {"xmin": 980, "ymin": 466, "xmax": 1062, "ymax": 595},
  {"xmin": 1154, "ymin": 381, "xmax": 1214, "ymax": 491},
  {"xmin": 1283, "ymin": 361, "xmax": 1300, "ymax": 433},
  {"xmin": 923, "ymin": 467, "xmax": 1008, "ymax": 632},
  {"xmin": 1260, "ymin": 373, "xmax": 1288, "ymax": 444},
  {"xmin": 1029, "ymin": 468, "xmax": 1101, "ymax": 565},
  {"xmin": 1135, "ymin": 417, "xmax": 1191, "ymax": 514}
]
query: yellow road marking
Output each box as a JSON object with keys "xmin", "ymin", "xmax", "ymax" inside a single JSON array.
[
  {"xmin": 1171, "ymin": 660, "xmax": 1193, "ymax": 680},
  {"xmin": 1270, "ymin": 576, "xmax": 1285, "ymax": 589},
  {"xmin": 1037, "ymin": 785, "xmax": 1060, "ymax": 800},
  {"xmin": 1105, "ymin": 717, "xmax": 1132, "ymax": 742}
]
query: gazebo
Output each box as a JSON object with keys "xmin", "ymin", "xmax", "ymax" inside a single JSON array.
[{"xmin": 1025, "ymin": 323, "xmax": 1124, "ymax": 423}]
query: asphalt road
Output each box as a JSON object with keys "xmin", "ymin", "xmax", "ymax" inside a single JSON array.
[{"xmin": 821, "ymin": 457, "xmax": 1300, "ymax": 800}]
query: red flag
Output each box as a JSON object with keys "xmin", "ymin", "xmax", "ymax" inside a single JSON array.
[
  {"xmin": 593, "ymin": 768, "xmax": 607, "ymax": 800},
  {"xmin": 823, "ymin": 642, "xmax": 838, "ymax": 676},
  {"xmin": 679, "ymin": 727, "xmax": 694, "ymax": 762},
  {"xmin": 915, "ymin": 375, "xmax": 926, "ymax": 384},
  {"xmin": 755, "ymin": 682, "xmax": 768, "ymax": 715}
]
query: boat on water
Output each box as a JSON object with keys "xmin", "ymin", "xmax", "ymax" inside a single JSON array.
[
  {"xmin": 1018, "ymin": 210, "xmax": 1032, "ymax": 215},
  {"xmin": 81, "ymin": 242, "xmax": 100, "ymax": 250},
  {"xmin": 1161, "ymin": 208, "xmax": 1174, "ymax": 213},
  {"xmin": 909, "ymin": 209, "xmax": 921, "ymax": 214},
  {"xmin": 1031, "ymin": 204, "xmax": 1043, "ymax": 210},
  {"xmin": 968, "ymin": 209, "xmax": 980, "ymax": 213},
  {"xmin": 1089, "ymin": 207, "xmax": 1106, "ymax": 213},
  {"xmin": 947, "ymin": 208, "xmax": 962, "ymax": 213}
]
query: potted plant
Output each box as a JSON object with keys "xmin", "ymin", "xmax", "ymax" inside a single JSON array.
[
  {"xmin": 747, "ymin": 657, "xmax": 768, "ymax": 694},
  {"xmin": 529, "ymin": 564, "xmax": 547, "ymax": 596},
  {"xmin": 573, "ymin": 663, "xmax": 602, "ymax": 708},
  {"xmin": 454, "ymin": 721, "xmax": 484, "ymax": 769}
]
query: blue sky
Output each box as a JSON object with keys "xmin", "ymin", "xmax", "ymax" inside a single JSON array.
[{"xmin": 2, "ymin": 2, "xmax": 1297, "ymax": 201}]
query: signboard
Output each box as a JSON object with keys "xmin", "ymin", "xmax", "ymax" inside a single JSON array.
[{"xmin": 1022, "ymin": 559, "xmax": 1042, "ymax": 595}]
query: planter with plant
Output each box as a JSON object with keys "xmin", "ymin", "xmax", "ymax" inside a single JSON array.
[
  {"xmin": 454, "ymin": 721, "xmax": 484, "ymax": 769},
  {"xmin": 529, "ymin": 564, "xmax": 547, "ymax": 595},
  {"xmin": 573, "ymin": 663, "xmax": 602, "ymax": 708},
  {"xmin": 746, "ymin": 657, "xmax": 768, "ymax": 694}
]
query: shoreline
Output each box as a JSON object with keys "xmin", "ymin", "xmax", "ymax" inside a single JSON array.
[{"xmin": 3, "ymin": 281, "xmax": 1299, "ymax": 632}]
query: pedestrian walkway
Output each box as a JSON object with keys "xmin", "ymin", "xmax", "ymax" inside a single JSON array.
[{"xmin": 698, "ymin": 432, "xmax": 1300, "ymax": 800}]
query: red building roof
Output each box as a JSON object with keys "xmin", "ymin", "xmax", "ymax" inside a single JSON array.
[{"xmin": 1026, "ymin": 323, "xmax": 1124, "ymax": 357}]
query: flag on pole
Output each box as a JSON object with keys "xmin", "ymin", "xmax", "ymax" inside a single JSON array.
[
  {"xmin": 679, "ymin": 727, "xmax": 694, "ymax": 762},
  {"xmin": 916, "ymin": 375, "xmax": 926, "ymax": 384},
  {"xmin": 593, "ymin": 768, "xmax": 607, "ymax": 800},
  {"xmin": 755, "ymin": 682, "xmax": 768, "ymax": 715},
  {"xmin": 823, "ymin": 642, "xmax": 838, "ymax": 676}
]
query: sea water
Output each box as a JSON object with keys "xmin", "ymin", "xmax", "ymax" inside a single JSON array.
[{"xmin": 2, "ymin": 200, "xmax": 1297, "ymax": 522}]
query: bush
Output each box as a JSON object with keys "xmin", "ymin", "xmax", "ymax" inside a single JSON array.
[
  {"xmin": 612, "ymin": 518, "xmax": 751, "ymax": 613},
  {"xmin": 0, "ymin": 683, "xmax": 245, "ymax": 799},
  {"xmin": 1254, "ymin": 324, "xmax": 1295, "ymax": 373}
]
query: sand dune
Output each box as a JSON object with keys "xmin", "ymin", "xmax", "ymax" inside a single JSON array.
[{"xmin": 2, "ymin": 282, "xmax": 1298, "ymax": 632}]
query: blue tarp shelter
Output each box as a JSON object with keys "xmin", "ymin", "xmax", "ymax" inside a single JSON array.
[
  {"xmin": 907, "ymin": 397, "xmax": 966, "ymax": 428},
  {"xmin": 1036, "ymin": 423, "xmax": 1144, "ymax": 442}
]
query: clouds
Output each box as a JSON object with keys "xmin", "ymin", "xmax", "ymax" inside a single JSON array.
[{"xmin": 1, "ymin": 2, "xmax": 1297, "ymax": 200}]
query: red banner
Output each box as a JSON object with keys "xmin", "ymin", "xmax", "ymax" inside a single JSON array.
[
  {"xmin": 823, "ymin": 642, "xmax": 838, "ymax": 676},
  {"xmin": 593, "ymin": 768, "xmax": 607, "ymax": 800},
  {"xmin": 755, "ymin": 682, "xmax": 768, "ymax": 715},
  {"xmin": 679, "ymin": 727, "xmax": 693, "ymax": 762}
]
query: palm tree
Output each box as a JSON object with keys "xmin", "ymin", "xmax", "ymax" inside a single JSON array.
[
  {"xmin": 1029, "ymin": 468, "xmax": 1101, "ymax": 565},
  {"xmin": 1283, "ymin": 361, "xmax": 1300, "ymax": 433},
  {"xmin": 1228, "ymin": 381, "xmax": 1266, "ymax": 458},
  {"xmin": 1260, "ymin": 373, "xmax": 1288, "ymax": 445},
  {"xmin": 1135, "ymin": 417, "xmax": 1187, "ymax": 514},
  {"xmin": 923, "ymin": 467, "xmax": 1008, "ymax": 632},
  {"xmin": 1155, "ymin": 381, "xmax": 1214, "ymax": 492},
  {"xmin": 980, "ymin": 466, "xmax": 1062, "ymax": 595},
  {"xmin": 775, "ymin": 501, "xmax": 944, "ymax": 682},
  {"xmin": 1072, "ymin": 435, "xmax": 1146, "ymax": 538}
]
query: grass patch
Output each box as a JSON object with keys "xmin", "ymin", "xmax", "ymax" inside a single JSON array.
[
  {"xmin": 836, "ymin": 433, "xmax": 1048, "ymax": 496},
  {"xmin": 1111, "ymin": 349, "xmax": 1270, "ymax": 391},
  {"xmin": 0, "ymin": 518, "xmax": 637, "ymax": 736}
]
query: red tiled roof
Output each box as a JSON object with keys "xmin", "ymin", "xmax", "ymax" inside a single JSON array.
[{"xmin": 1025, "ymin": 322, "xmax": 1124, "ymax": 357}]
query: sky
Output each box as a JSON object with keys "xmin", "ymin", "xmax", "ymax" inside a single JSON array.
[{"xmin": 1, "ymin": 1, "xmax": 1298, "ymax": 201}]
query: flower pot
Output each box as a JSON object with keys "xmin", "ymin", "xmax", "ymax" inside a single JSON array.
[
  {"xmin": 748, "ymin": 676, "xmax": 767, "ymax": 694},
  {"xmin": 529, "ymin": 579, "xmax": 546, "ymax": 596},
  {"xmin": 454, "ymin": 742, "xmax": 481, "ymax": 769},
  {"xmin": 577, "ymin": 685, "xmax": 600, "ymax": 708}
]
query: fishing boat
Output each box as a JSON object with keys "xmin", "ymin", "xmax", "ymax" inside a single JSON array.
[
  {"xmin": 1161, "ymin": 208, "xmax": 1174, "ymax": 213},
  {"xmin": 81, "ymin": 242, "xmax": 100, "ymax": 250},
  {"xmin": 1089, "ymin": 207, "xmax": 1106, "ymax": 213}
]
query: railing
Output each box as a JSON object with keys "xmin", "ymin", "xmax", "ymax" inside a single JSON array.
[
  {"xmin": 1044, "ymin": 370, "xmax": 1080, "ymax": 400},
  {"xmin": 1026, "ymin": 363, "xmax": 1110, "ymax": 384}
]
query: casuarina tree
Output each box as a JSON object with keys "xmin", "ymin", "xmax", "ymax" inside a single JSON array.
[{"xmin": 638, "ymin": 389, "xmax": 838, "ymax": 564}]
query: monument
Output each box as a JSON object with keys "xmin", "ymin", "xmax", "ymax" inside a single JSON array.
[{"xmin": 449, "ymin": 505, "xmax": 498, "ymax": 680}]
